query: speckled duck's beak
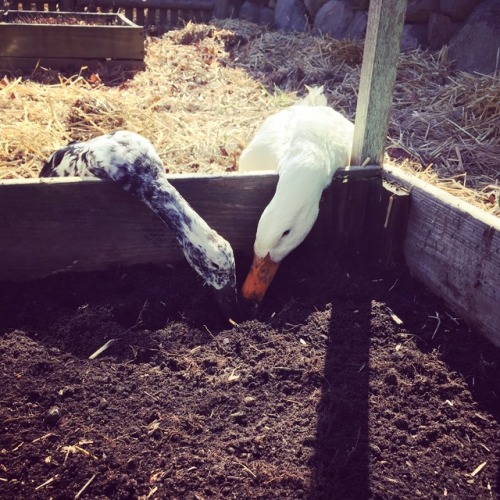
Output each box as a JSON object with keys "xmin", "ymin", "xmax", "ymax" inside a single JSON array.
[
  {"xmin": 241, "ymin": 253, "xmax": 281, "ymax": 304},
  {"xmin": 213, "ymin": 282, "xmax": 239, "ymax": 319}
]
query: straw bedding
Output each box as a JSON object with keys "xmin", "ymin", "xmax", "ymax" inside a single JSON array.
[{"xmin": 0, "ymin": 19, "xmax": 498, "ymax": 213}]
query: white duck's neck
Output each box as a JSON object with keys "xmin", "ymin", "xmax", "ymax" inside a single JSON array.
[
  {"xmin": 277, "ymin": 146, "xmax": 331, "ymax": 197},
  {"xmin": 254, "ymin": 152, "xmax": 329, "ymax": 262}
]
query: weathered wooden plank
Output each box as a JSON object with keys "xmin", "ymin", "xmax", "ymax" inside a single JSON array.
[
  {"xmin": 351, "ymin": 0, "xmax": 407, "ymax": 166},
  {"xmin": 170, "ymin": 9, "xmax": 179, "ymax": 25},
  {"xmin": 364, "ymin": 179, "xmax": 410, "ymax": 266},
  {"xmin": 116, "ymin": 13, "xmax": 139, "ymax": 27},
  {"xmin": 136, "ymin": 7, "xmax": 145, "ymax": 25},
  {"xmin": 0, "ymin": 174, "xmax": 277, "ymax": 283},
  {"xmin": 0, "ymin": 57, "xmax": 146, "ymax": 71},
  {"xmin": 59, "ymin": 0, "xmax": 76, "ymax": 11},
  {"xmin": 77, "ymin": 0, "xmax": 214, "ymax": 10},
  {"xmin": 4, "ymin": 10, "xmax": 132, "ymax": 22},
  {"xmin": 159, "ymin": 8, "xmax": 168, "ymax": 25},
  {"xmin": 384, "ymin": 166, "xmax": 500, "ymax": 347},
  {"xmin": 124, "ymin": 8, "xmax": 135, "ymax": 22},
  {"xmin": 329, "ymin": 176, "xmax": 373, "ymax": 249},
  {"xmin": 321, "ymin": 173, "xmax": 409, "ymax": 267},
  {"xmin": 0, "ymin": 23, "xmax": 144, "ymax": 61},
  {"xmin": 147, "ymin": 7, "xmax": 157, "ymax": 25},
  {"xmin": 0, "ymin": 168, "xmax": 381, "ymax": 283}
]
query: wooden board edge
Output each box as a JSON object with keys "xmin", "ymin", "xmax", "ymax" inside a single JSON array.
[
  {"xmin": 0, "ymin": 166, "xmax": 381, "ymax": 188},
  {"xmin": 383, "ymin": 165, "xmax": 500, "ymax": 347},
  {"xmin": 0, "ymin": 58, "xmax": 146, "ymax": 72},
  {"xmin": 0, "ymin": 168, "xmax": 385, "ymax": 284},
  {"xmin": 383, "ymin": 165, "xmax": 500, "ymax": 230}
]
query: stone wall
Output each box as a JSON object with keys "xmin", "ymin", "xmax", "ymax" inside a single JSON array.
[{"xmin": 234, "ymin": 0, "xmax": 500, "ymax": 74}]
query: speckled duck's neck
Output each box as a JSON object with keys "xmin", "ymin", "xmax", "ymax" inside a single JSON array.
[
  {"xmin": 120, "ymin": 171, "xmax": 234, "ymax": 290},
  {"xmin": 127, "ymin": 171, "xmax": 211, "ymax": 251}
]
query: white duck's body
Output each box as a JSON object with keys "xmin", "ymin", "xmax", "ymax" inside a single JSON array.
[
  {"xmin": 40, "ymin": 131, "xmax": 237, "ymax": 314},
  {"xmin": 239, "ymin": 87, "xmax": 354, "ymax": 302}
]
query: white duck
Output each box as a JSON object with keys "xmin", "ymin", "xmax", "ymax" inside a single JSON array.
[
  {"xmin": 239, "ymin": 86, "xmax": 354, "ymax": 303},
  {"xmin": 40, "ymin": 130, "xmax": 237, "ymax": 315}
]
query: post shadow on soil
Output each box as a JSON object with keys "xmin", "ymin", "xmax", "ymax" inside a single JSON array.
[
  {"xmin": 307, "ymin": 279, "xmax": 371, "ymax": 500},
  {"xmin": 268, "ymin": 222, "xmax": 372, "ymax": 500}
]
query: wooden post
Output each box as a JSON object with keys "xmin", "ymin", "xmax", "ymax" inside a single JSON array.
[{"xmin": 351, "ymin": 0, "xmax": 407, "ymax": 166}]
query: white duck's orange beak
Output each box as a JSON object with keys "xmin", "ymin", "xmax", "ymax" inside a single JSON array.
[{"xmin": 241, "ymin": 253, "xmax": 281, "ymax": 303}]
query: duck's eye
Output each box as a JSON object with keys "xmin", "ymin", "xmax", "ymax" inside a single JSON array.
[
  {"xmin": 212, "ymin": 262, "xmax": 220, "ymax": 270},
  {"xmin": 282, "ymin": 229, "xmax": 291, "ymax": 238}
]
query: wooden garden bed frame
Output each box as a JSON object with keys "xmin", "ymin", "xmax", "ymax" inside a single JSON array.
[
  {"xmin": 0, "ymin": 10, "xmax": 145, "ymax": 71},
  {"xmin": 6, "ymin": 0, "xmax": 227, "ymax": 30},
  {"xmin": 1, "ymin": 0, "xmax": 499, "ymax": 346}
]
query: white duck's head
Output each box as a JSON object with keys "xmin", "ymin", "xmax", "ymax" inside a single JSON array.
[{"xmin": 241, "ymin": 164, "xmax": 325, "ymax": 303}]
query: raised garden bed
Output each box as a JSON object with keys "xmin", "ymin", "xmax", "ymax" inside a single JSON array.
[
  {"xmin": 0, "ymin": 11, "xmax": 145, "ymax": 71},
  {"xmin": 0, "ymin": 176, "xmax": 500, "ymax": 500},
  {"xmin": 0, "ymin": 1, "xmax": 498, "ymax": 497}
]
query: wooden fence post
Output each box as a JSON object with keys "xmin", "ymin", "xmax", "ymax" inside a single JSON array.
[{"xmin": 351, "ymin": 0, "xmax": 407, "ymax": 166}]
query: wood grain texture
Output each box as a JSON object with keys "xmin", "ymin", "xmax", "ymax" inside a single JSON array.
[
  {"xmin": 0, "ymin": 16, "xmax": 144, "ymax": 60},
  {"xmin": 351, "ymin": 0, "xmax": 407, "ymax": 166},
  {"xmin": 0, "ymin": 174, "xmax": 277, "ymax": 282},
  {"xmin": 384, "ymin": 166, "xmax": 500, "ymax": 347},
  {"xmin": 0, "ymin": 168, "xmax": 382, "ymax": 283},
  {"xmin": 0, "ymin": 57, "xmax": 146, "ymax": 71},
  {"xmin": 77, "ymin": 0, "xmax": 215, "ymax": 10}
]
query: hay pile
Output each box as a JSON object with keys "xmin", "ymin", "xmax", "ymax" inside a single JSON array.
[{"xmin": 0, "ymin": 19, "xmax": 498, "ymax": 213}]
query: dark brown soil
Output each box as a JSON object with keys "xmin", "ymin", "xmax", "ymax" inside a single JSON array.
[{"xmin": 1, "ymin": 246, "xmax": 499, "ymax": 499}]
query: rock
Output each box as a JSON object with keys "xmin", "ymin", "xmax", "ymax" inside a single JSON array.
[
  {"xmin": 305, "ymin": 0, "xmax": 367, "ymax": 20},
  {"xmin": 243, "ymin": 396, "xmax": 257, "ymax": 406},
  {"xmin": 304, "ymin": 0, "xmax": 329, "ymax": 19},
  {"xmin": 405, "ymin": 0, "xmax": 440, "ymax": 23},
  {"xmin": 401, "ymin": 23, "xmax": 429, "ymax": 50},
  {"xmin": 440, "ymin": 0, "xmax": 483, "ymax": 21},
  {"xmin": 427, "ymin": 13, "xmax": 461, "ymax": 50},
  {"xmin": 449, "ymin": 0, "xmax": 500, "ymax": 74},
  {"xmin": 239, "ymin": 1, "xmax": 275, "ymax": 26},
  {"xmin": 343, "ymin": 10, "xmax": 368, "ymax": 39},
  {"xmin": 314, "ymin": 0, "xmax": 355, "ymax": 38},
  {"xmin": 275, "ymin": 0, "xmax": 310, "ymax": 32},
  {"xmin": 45, "ymin": 406, "xmax": 62, "ymax": 426}
]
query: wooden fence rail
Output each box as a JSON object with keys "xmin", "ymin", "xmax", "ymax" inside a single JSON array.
[{"xmin": 4, "ymin": 0, "xmax": 229, "ymax": 28}]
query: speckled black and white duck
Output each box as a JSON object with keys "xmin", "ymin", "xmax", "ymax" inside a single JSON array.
[{"xmin": 40, "ymin": 130, "xmax": 237, "ymax": 315}]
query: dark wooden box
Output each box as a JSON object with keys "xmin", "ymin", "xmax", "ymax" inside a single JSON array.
[{"xmin": 0, "ymin": 10, "xmax": 145, "ymax": 71}]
